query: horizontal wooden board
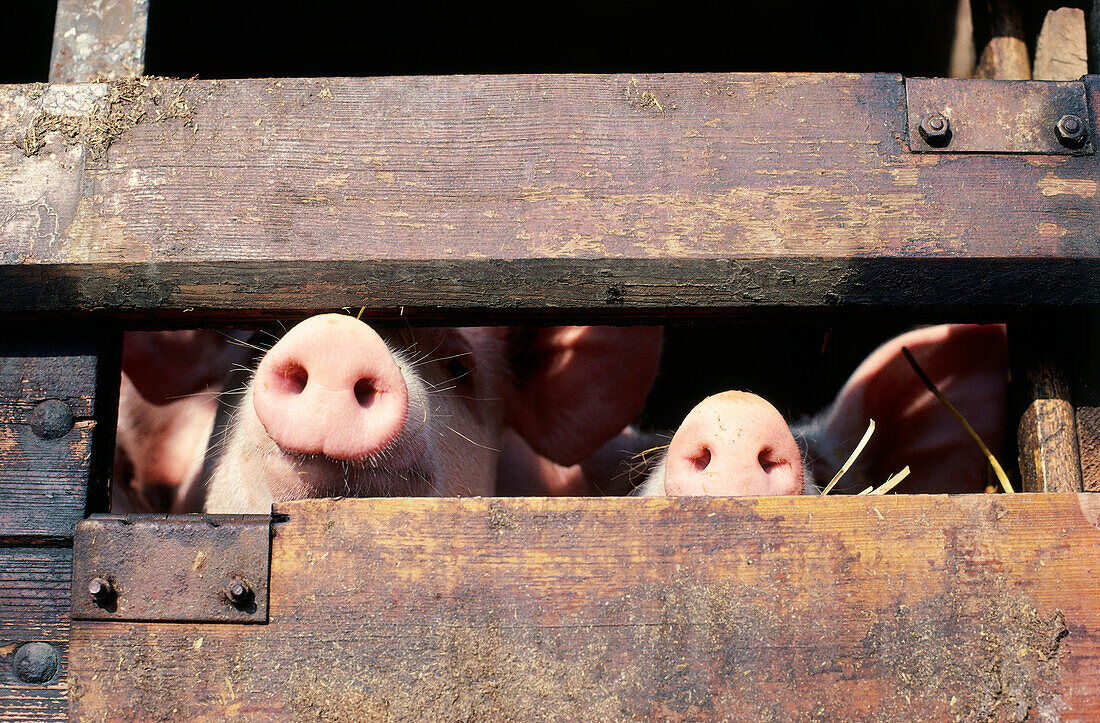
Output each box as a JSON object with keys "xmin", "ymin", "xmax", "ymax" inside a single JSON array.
[
  {"xmin": 0, "ymin": 330, "xmax": 114, "ymax": 542},
  {"xmin": 71, "ymin": 494, "xmax": 1100, "ymax": 720},
  {"xmin": 0, "ymin": 74, "xmax": 1097, "ymax": 319},
  {"xmin": 0, "ymin": 547, "xmax": 71, "ymax": 722}
]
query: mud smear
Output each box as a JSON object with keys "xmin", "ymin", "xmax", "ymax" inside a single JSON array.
[
  {"xmin": 288, "ymin": 623, "xmax": 625, "ymax": 722},
  {"xmin": 623, "ymin": 77, "xmax": 677, "ymax": 115},
  {"xmin": 279, "ymin": 580, "xmax": 1070, "ymax": 722},
  {"xmin": 485, "ymin": 500, "xmax": 517, "ymax": 533},
  {"xmin": 865, "ymin": 589, "xmax": 1069, "ymax": 722}
]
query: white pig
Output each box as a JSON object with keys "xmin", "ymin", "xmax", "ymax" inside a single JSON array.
[
  {"xmin": 202, "ymin": 314, "xmax": 662, "ymax": 512},
  {"xmin": 637, "ymin": 324, "xmax": 1008, "ymax": 497}
]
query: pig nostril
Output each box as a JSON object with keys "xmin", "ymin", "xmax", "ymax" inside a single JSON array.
[
  {"xmin": 758, "ymin": 447, "xmax": 786, "ymax": 474},
  {"xmin": 353, "ymin": 378, "xmax": 378, "ymax": 408},
  {"xmin": 274, "ymin": 363, "xmax": 308, "ymax": 395},
  {"xmin": 689, "ymin": 446, "xmax": 712, "ymax": 472}
]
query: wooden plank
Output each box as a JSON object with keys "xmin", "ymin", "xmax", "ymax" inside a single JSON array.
[
  {"xmin": 0, "ymin": 74, "xmax": 1098, "ymax": 319},
  {"xmin": 0, "ymin": 328, "xmax": 116, "ymax": 542},
  {"xmin": 71, "ymin": 494, "xmax": 1100, "ymax": 720},
  {"xmin": 49, "ymin": 0, "xmax": 148, "ymax": 84},
  {"xmin": 0, "ymin": 547, "xmax": 71, "ymax": 722}
]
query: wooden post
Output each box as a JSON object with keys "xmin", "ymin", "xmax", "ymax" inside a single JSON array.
[
  {"xmin": 49, "ymin": 0, "xmax": 148, "ymax": 83},
  {"xmin": 0, "ymin": 329, "xmax": 119, "ymax": 720},
  {"xmin": 1010, "ymin": 321, "xmax": 1085, "ymax": 493},
  {"xmin": 972, "ymin": 0, "xmax": 1032, "ymax": 79},
  {"xmin": 1, "ymin": 2, "xmax": 146, "ymax": 720}
]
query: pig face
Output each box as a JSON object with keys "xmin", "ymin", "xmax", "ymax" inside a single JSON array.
[
  {"xmin": 205, "ymin": 314, "xmax": 662, "ymax": 513},
  {"xmin": 638, "ymin": 324, "xmax": 1008, "ymax": 497},
  {"xmin": 637, "ymin": 390, "xmax": 809, "ymax": 497}
]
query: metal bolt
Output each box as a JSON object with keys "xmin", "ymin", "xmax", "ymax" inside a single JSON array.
[
  {"xmin": 29, "ymin": 400, "xmax": 73, "ymax": 439},
  {"xmin": 88, "ymin": 577, "xmax": 114, "ymax": 604},
  {"xmin": 918, "ymin": 112, "xmax": 951, "ymax": 146},
  {"xmin": 225, "ymin": 577, "xmax": 254, "ymax": 608},
  {"xmin": 1055, "ymin": 114, "xmax": 1087, "ymax": 148},
  {"xmin": 12, "ymin": 642, "xmax": 60, "ymax": 684}
]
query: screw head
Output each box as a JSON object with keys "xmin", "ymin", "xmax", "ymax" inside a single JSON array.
[
  {"xmin": 225, "ymin": 577, "xmax": 254, "ymax": 608},
  {"xmin": 12, "ymin": 642, "xmax": 60, "ymax": 684},
  {"xmin": 1055, "ymin": 114, "xmax": 1087, "ymax": 148},
  {"xmin": 29, "ymin": 400, "xmax": 73, "ymax": 439},
  {"xmin": 918, "ymin": 112, "xmax": 951, "ymax": 146},
  {"xmin": 88, "ymin": 577, "xmax": 114, "ymax": 604}
]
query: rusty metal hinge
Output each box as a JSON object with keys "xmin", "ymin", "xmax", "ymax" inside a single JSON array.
[
  {"xmin": 905, "ymin": 78, "xmax": 1093, "ymax": 155},
  {"xmin": 72, "ymin": 514, "xmax": 272, "ymax": 624}
]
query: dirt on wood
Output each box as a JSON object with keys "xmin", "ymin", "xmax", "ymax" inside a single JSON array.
[
  {"xmin": 13, "ymin": 77, "xmax": 194, "ymax": 159},
  {"xmin": 275, "ymin": 579, "xmax": 1070, "ymax": 722}
]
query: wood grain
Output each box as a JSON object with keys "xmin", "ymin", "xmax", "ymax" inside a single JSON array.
[
  {"xmin": 0, "ymin": 74, "xmax": 1097, "ymax": 319},
  {"xmin": 0, "ymin": 547, "xmax": 71, "ymax": 722},
  {"xmin": 1080, "ymin": 406, "xmax": 1100, "ymax": 491},
  {"xmin": 0, "ymin": 329, "xmax": 115, "ymax": 542},
  {"xmin": 70, "ymin": 494, "xmax": 1100, "ymax": 721}
]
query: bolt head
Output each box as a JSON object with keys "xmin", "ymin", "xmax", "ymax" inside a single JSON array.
[
  {"xmin": 88, "ymin": 577, "xmax": 114, "ymax": 604},
  {"xmin": 918, "ymin": 113, "xmax": 951, "ymax": 146},
  {"xmin": 29, "ymin": 400, "xmax": 73, "ymax": 439},
  {"xmin": 225, "ymin": 577, "xmax": 254, "ymax": 608},
  {"xmin": 12, "ymin": 642, "xmax": 60, "ymax": 684},
  {"xmin": 1055, "ymin": 114, "xmax": 1087, "ymax": 148}
]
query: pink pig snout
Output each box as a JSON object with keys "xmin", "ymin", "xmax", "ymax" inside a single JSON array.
[
  {"xmin": 251, "ymin": 314, "xmax": 410, "ymax": 462},
  {"xmin": 664, "ymin": 391, "xmax": 803, "ymax": 497}
]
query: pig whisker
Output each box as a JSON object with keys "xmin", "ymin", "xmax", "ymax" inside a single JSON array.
[
  {"xmin": 224, "ymin": 336, "xmax": 272, "ymax": 354},
  {"xmin": 400, "ymin": 337, "xmax": 447, "ymax": 368},
  {"xmin": 441, "ymin": 424, "xmax": 500, "ymax": 453},
  {"xmin": 413, "ymin": 351, "xmax": 474, "ymax": 371}
]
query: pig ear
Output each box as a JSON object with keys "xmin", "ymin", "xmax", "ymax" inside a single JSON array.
[
  {"xmin": 122, "ymin": 330, "xmax": 255, "ymax": 405},
  {"xmin": 506, "ymin": 326, "xmax": 662, "ymax": 467},
  {"xmin": 804, "ymin": 324, "xmax": 1008, "ymax": 494}
]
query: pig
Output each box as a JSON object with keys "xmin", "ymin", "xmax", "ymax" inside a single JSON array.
[
  {"xmin": 115, "ymin": 330, "xmax": 256, "ymax": 512},
  {"xmin": 202, "ymin": 314, "xmax": 662, "ymax": 513},
  {"xmin": 637, "ymin": 324, "xmax": 1009, "ymax": 497}
]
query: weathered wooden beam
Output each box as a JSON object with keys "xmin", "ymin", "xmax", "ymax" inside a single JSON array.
[
  {"xmin": 69, "ymin": 495, "xmax": 1100, "ymax": 720},
  {"xmin": 0, "ymin": 328, "xmax": 116, "ymax": 543},
  {"xmin": 0, "ymin": 547, "xmax": 71, "ymax": 722},
  {"xmin": 0, "ymin": 74, "xmax": 1097, "ymax": 320},
  {"xmin": 49, "ymin": 0, "xmax": 148, "ymax": 84}
]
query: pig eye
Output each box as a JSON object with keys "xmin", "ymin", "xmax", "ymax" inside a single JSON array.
[{"xmin": 445, "ymin": 357, "xmax": 471, "ymax": 383}]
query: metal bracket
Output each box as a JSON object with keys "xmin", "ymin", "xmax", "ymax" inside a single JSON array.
[
  {"xmin": 906, "ymin": 78, "xmax": 1093, "ymax": 155},
  {"xmin": 72, "ymin": 514, "xmax": 272, "ymax": 623}
]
